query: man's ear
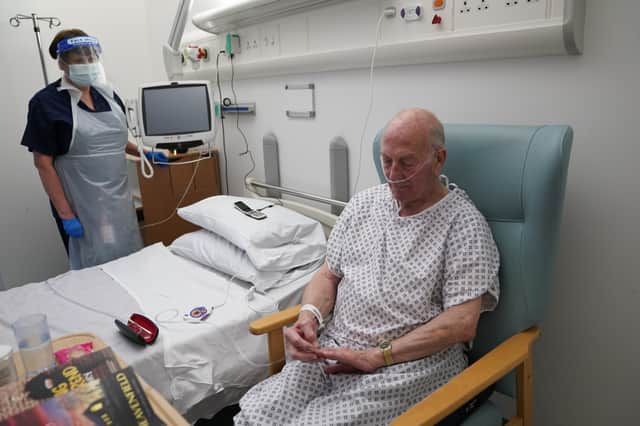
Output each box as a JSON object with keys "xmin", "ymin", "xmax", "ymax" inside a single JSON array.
[{"xmin": 433, "ymin": 148, "xmax": 447, "ymax": 174}]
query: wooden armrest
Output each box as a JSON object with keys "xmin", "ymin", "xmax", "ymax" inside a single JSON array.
[
  {"xmin": 250, "ymin": 304, "xmax": 301, "ymax": 335},
  {"xmin": 391, "ymin": 327, "xmax": 540, "ymax": 426},
  {"xmin": 248, "ymin": 305, "xmax": 302, "ymax": 375}
]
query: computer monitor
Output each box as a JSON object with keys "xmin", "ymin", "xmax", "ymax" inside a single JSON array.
[{"xmin": 137, "ymin": 80, "xmax": 214, "ymax": 153}]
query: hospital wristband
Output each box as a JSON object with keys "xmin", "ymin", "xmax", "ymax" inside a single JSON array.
[{"xmin": 300, "ymin": 304, "xmax": 324, "ymax": 329}]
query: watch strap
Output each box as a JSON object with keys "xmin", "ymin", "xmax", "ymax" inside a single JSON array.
[{"xmin": 381, "ymin": 341, "xmax": 393, "ymax": 366}]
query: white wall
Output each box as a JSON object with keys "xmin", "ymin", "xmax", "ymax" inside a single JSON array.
[
  {"xmin": 143, "ymin": 0, "xmax": 639, "ymax": 424},
  {"xmin": 0, "ymin": 0, "xmax": 154, "ymax": 287}
]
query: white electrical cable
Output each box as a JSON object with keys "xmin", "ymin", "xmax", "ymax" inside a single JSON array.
[
  {"xmin": 351, "ymin": 10, "xmax": 386, "ymax": 195},
  {"xmin": 139, "ymin": 156, "xmax": 202, "ymax": 229},
  {"xmin": 137, "ymin": 137, "xmax": 155, "ymax": 179},
  {"xmin": 246, "ymin": 286, "xmax": 280, "ymax": 314},
  {"xmin": 45, "ymin": 276, "xmax": 118, "ymax": 319},
  {"xmin": 154, "ymin": 274, "xmax": 234, "ymax": 326},
  {"xmin": 229, "ymin": 54, "xmax": 257, "ymax": 193},
  {"xmin": 216, "ymin": 51, "xmax": 231, "ymax": 194}
]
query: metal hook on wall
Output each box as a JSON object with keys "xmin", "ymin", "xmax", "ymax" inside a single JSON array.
[{"xmin": 9, "ymin": 13, "xmax": 62, "ymax": 86}]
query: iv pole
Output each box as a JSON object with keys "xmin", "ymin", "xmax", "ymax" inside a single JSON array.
[{"xmin": 9, "ymin": 13, "xmax": 61, "ymax": 86}]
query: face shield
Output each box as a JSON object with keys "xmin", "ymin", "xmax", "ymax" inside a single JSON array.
[{"xmin": 57, "ymin": 36, "xmax": 104, "ymax": 87}]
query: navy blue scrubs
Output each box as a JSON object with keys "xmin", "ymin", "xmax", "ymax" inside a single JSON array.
[{"xmin": 21, "ymin": 79, "xmax": 125, "ymax": 254}]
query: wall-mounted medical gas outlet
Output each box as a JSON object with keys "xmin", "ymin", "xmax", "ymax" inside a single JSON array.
[
  {"xmin": 401, "ymin": 5, "xmax": 423, "ymax": 21},
  {"xmin": 183, "ymin": 44, "xmax": 209, "ymax": 62}
]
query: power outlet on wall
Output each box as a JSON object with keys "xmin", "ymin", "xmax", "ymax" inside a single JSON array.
[
  {"xmin": 236, "ymin": 24, "xmax": 280, "ymax": 60},
  {"xmin": 506, "ymin": 0, "xmax": 540, "ymax": 6},
  {"xmin": 260, "ymin": 24, "xmax": 280, "ymax": 58},
  {"xmin": 458, "ymin": 0, "xmax": 490, "ymax": 14},
  {"xmin": 237, "ymin": 27, "xmax": 261, "ymax": 60}
]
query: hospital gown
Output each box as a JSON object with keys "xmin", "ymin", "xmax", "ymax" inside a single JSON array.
[{"xmin": 235, "ymin": 184, "xmax": 500, "ymax": 425}]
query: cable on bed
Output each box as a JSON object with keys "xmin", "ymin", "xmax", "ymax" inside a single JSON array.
[
  {"xmin": 45, "ymin": 277, "xmax": 118, "ymax": 319},
  {"xmin": 153, "ymin": 273, "xmax": 234, "ymax": 326},
  {"xmin": 245, "ymin": 286, "xmax": 280, "ymax": 314}
]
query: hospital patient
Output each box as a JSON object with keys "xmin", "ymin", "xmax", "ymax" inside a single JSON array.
[{"xmin": 234, "ymin": 108, "xmax": 500, "ymax": 425}]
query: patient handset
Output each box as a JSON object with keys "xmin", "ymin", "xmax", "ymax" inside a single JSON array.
[
  {"xmin": 234, "ymin": 201, "xmax": 267, "ymax": 220},
  {"xmin": 183, "ymin": 306, "xmax": 212, "ymax": 323}
]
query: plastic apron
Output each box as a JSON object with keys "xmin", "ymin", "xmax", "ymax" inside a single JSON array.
[{"xmin": 55, "ymin": 80, "xmax": 143, "ymax": 269}]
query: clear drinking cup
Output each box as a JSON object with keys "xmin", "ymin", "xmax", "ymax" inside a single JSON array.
[
  {"xmin": 0, "ymin": 345, "xmax": 17, "ymax": 386},
  {"xmin": 11, "ymin": 314, "xmax": 56, "ymax": 377}
]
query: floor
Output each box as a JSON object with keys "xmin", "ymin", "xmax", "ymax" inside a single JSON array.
[{"xmin": 195, "ymin": 404, "xmax": 241, "ymax": 426}]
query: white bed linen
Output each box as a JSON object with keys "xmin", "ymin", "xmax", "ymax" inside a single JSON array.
[{"xmin": 0, "ymin": 244, "xmax": 318, "ymax": 421}]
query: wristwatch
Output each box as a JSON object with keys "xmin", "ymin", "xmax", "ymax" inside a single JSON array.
[{"xmin": 379, "ymin": 340, "xmax": 393, "ymax": 366}]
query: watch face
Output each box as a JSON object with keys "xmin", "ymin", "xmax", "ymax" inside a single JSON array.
[{"xmin": 380, "ymin": 340, "xmax": 391, "ymax": 349}]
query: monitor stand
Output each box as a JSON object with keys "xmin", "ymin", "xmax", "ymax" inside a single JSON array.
[{"xmin": 156, "ymin": 140, "xmax": 204, "ymax": 154}]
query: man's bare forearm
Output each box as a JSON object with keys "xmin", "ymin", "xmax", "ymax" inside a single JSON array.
[
  {"xmin": 301, "ymin": 262, "xmax": 341, "ymax": 319},
  {"xmin": 386, "ymin": 297, "xmax": 482, "ymax": 366}
]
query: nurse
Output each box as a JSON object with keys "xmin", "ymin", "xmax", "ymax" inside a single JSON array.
[{"xmin": 20, "ymin": 29, "xmax": 166, "ymax": 269}]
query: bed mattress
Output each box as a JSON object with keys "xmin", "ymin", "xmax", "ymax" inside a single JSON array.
[{"xmin": 0, "ymin": 244, "xmax": 319, "ymax": 420}]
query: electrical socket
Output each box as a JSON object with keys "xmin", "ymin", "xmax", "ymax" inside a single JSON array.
[
  {"xmin": 236, "ymin": 24, "xmax": 280, "ymax": 60},
  {"xmin": 458, "ymin": 0, "xmax": 490, "ymax": 14},
  {"xmin": 259, "ymin": 23, "xmax": 280, "ymax": 58},
  {"xmin": 506, "ymin": 0, "xmax": 540, "ymax": 6},
  {"xmin": 237, "ymin": 27, "xmax": 261, "ymax": 60}
]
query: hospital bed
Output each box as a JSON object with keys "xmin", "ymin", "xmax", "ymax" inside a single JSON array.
[{"xmin": 0, "ymin": 194, "xmax": 336, "ymax": 422}]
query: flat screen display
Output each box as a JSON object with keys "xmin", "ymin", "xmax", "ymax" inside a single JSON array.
[{"xmin": 142, "ymin": 84, "xmax": 211, "ymax": 136}]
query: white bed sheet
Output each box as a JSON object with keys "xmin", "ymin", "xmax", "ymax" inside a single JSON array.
[{"xmin": 0, "ymin": 243, "xmax": 319, "ymax": 421}]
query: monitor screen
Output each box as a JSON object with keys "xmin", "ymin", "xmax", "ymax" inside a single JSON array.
[{"xmin": 142, "ymin": 84, "xmax": 211, "ymax": 136}]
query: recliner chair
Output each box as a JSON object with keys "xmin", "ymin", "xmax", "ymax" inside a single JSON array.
[{"xmin": 250, "ymin": 124, "xmax": 573, "ymax": 426}]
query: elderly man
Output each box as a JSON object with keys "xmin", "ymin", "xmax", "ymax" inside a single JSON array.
[{"xmin": 235, "ymin": 108, "xmax": 500, "ymax": 425}]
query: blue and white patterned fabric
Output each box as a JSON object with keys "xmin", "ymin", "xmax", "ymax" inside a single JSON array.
[{"xmin": 235, "ymin": 183, "xmax": 500, "ymax": 425}]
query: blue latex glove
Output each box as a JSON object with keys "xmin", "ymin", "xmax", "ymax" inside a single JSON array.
[
  {"xmin": 62, "ymin": 217, "xmax": 84, "ymax": 238},
  {"xmin": 144, "ymin": 151, "xmax": 169, "ymax": 165}
]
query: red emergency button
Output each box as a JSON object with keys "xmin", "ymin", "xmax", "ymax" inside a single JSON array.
[{"xmin": 432, "ymin": 14, "xmax": 442, "ymax": 24}]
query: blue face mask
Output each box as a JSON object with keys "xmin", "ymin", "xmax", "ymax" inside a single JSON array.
[{"xmin": 68, "ymin": 63, "xmax": 101, "ymax": 87}]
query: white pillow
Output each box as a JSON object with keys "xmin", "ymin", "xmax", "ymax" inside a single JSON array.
[
  {"xmin": 177, "ymin": 196, "xmax": 326, "ymax": 271},
  {"xmin": 170, "ymin": 230, "xmax": 286, "ymax": 292}
]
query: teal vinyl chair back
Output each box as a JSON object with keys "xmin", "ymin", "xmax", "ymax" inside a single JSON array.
[{"xmin": 373, "ymin": 124, "xmax": 572, "ymax": 399}]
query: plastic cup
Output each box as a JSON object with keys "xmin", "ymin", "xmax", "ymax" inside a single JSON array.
[
  {"xmin": 0, "ymin": 345, "xmax": 16, "ymax": 386},
  {"xmin": 11, "ymin": 314, "xmax": 56, "ymax": 377}
]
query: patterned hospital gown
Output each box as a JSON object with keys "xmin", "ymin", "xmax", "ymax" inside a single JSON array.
[{"xmin": 235, "ymin": 183, "xmax": 500, "ymax": 425}]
